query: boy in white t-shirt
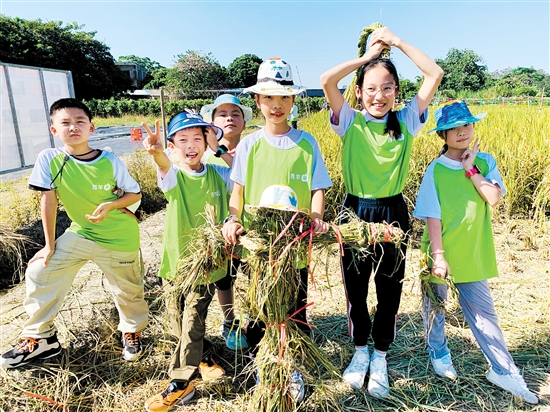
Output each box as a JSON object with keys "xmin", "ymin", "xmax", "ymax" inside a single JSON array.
[{"xmin": 1, "ymin": 98, "xmax": 148, "ymax": 368}]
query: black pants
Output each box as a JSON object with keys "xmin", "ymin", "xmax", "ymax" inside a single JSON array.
[
  {"xmin": 245, "ymin": 267, "xmax": 311, "ymax": 354},
  {"xmin": 213, "ymin": 258, "xmax": 241, "ymax": 291},
  {"xmin": 340, "ymin": 193, "xmax": 409, "ymax": 352}
]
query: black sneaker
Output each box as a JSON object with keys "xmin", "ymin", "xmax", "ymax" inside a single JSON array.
[
  {"xmin": 1, "ymin": 334, "xmax": 61, "ymax": 368},
  {"xmin": 122, "ymin": 332, "xmax": 143, "ymax": 361}
]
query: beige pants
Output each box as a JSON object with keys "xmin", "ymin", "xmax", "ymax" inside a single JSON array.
[
  {"xmin": 22, "ymin": 230, "xmax": 148, "ymax": 338},
  {"xmin": 167, "ymin": 283, "xmax": 216, "ymax": 381}
]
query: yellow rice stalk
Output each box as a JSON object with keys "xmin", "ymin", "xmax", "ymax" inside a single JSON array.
[
  {"xmin": 343, "ymin": 22, "xmax": 390, "ymax": 109},
  {"xmin": 0, "ymin": 224, "xmax": 30, "ymax": 282}
]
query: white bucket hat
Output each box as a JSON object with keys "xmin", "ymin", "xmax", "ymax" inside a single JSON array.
[
  {"xmin": 243, "ymin": 58, "xmax": 306, "ymax": 96},
  {"xmin": 258, "ymin": 184, "xmax": 299, "ymax": 211},
  {"xmin": 200, "ymin": 94, "xmax": 253, "ymax": 123}
]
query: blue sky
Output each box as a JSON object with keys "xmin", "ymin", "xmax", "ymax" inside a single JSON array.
[{"xmin": 1, "ymin": 0, "xmax": 548, "ymax": 89}]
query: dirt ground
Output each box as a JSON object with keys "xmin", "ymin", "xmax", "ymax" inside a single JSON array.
[{"xmin": 0, "ymin": 211, "xmax": 548, "ymax": 411}]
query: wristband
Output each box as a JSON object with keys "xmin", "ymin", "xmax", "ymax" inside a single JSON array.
[
  {"xmin": 465, "ymin": 165, "xmax": 481, "ymax": 178},
  {"xmin": 214, "ymin": 144, "xmax": 228, "ymax": 158},
  {"xmin": 431, "ymin": 250, "xmax": 445, "ymax": 255},
  {"xmin": 223, "ymin": 214, "xmax": 241, "ymax": 225}
]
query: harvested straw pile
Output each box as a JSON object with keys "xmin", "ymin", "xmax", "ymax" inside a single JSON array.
[
  {"xmin": 0, "ymin": 224, "xmax": 31, "ymax": 283},
  {"xmin": 168, "ymin": 206, "xmax": 406, "ymax": 411}
]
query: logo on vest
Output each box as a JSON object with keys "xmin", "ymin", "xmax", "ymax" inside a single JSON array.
[
  {"xmin": 289, "ymin": 173, "xmax": 309, "ymax": 183},
  {"xmin": 92, "ymin": 183, "xmax": 112, "ymax": 191},
  {"xmin": 211, "ymin": 190, "xmax": 221, "ymax": 197}
]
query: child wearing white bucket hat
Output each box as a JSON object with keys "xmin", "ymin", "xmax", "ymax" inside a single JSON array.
[
  {"xmin": 200, "ymin": 94, "xmax": 254, "ymax": 351},
  {"xmin": 222, "ymin": 57, "xmax": 332, "ymax": 403}
]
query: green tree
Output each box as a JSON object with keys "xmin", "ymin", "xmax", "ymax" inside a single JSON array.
[
  {"xmin": 0, "ymin": 16, "xmax": 132, "ymax": 99},
  {"xmin": 165, "ymin": 50, "xmax": 227, "ymax": 98},
  {"xmin": 490, "ymin": 67, "xmax": 550, "ymax": 97},
  {"xmin": 227, "ymin": 54, "xmax": 263, "ymax": 88},
  {"xmin": 398, "ymin": 78, "xmax": 419, "ymax": 101},
  {"xmin": 144, "ymin": 67, "xmax": 170, "ymax": 89},
  {"xmin": 117, "ymin": 55, "xmax": 163, "ymax": 72},
  {"xmin": 436, "ymin": 48, "xmax": 490, "ymax": 93}
]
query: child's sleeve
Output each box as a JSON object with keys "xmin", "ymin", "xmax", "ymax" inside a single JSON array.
[
  {"xmin": 413, "ymin": 162, "xmax": 441, "ymax": 220},
  {"xmin": 211, "ymin": 164, "xmax": 234, "ymax": 193},
  {"xmin": 479, "ymin": 153, "xmax": 507, "ymax": 195},
  {"xmin": 308, "ymin": 137, "xmax": 332, "ymax": 190},
  {"xmin": 397, "ymin": 96, "xmax": 429, "ymax": 137},
  {"xmin": 329, "ymin": 100, "xmax": 358, "ymax": 137},
  {"xmin": 28, "ymin": 149, "xmax": 56, "ymax": 191},
  {"xmin": 229, "ymin": 140, "xmax": 247, "ymax": 186},
  {"xmin": 156, "ymin": 163, "xmax": 178, "ymax": 193},
  {"xmin": 109, "ymin": 153, "xmax": 140, "ymax": 193}
]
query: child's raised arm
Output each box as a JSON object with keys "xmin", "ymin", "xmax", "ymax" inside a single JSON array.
[
  {"xmin": 372, "ymin": 27, "xmax": 444, "ymax": 113},
  {"xmin": 142, "ymin": 120, "xmax": 170, "ymax": 177},
  {"xmin": 462, "ymin": 139, "xmax": 502, "ymax": 206},
  {"xmin": 320, "ymin": 41, "xmax": 388, "ymax": 121}
]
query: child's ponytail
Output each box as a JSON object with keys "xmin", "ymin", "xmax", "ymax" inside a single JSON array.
[
  {"xmin": 385, "ymin": 110, "xmax": 401, "ymax": 139},
  {"xmin": 436, "ymin": 131, "xmax": 448, "ymax": 157}
]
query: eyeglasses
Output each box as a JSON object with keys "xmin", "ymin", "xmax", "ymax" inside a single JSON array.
[{"xmin": 362, "ymin": 84, "xmax": 397, "ymax": 97}]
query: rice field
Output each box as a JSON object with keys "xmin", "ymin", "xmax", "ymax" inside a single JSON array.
[{"xmin": 0, "ymin": 104, "xmax": 549, "ymax": 411}]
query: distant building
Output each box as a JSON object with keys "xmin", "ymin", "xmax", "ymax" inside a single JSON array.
[{"xmin": 115, "ymin": 62, "xmax": 148, "ymax": 89}]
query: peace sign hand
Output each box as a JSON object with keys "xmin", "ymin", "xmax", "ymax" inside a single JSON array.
[
  {"xmin": 462, "ymin": 138, "xmax": 479, "ymax": 170},
  {"xmin": 141, "ymin": 120, "xmax": 164, "ymax": 156}
]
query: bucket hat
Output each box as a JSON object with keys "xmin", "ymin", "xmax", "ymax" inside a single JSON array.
[
  {"xmin": 167, "ymin": 109, "xmax": 223, "ymax": 141},
  {"xmin": 244, "ymin": 184, "xmax": 299, "ymax": 212},
  {"xmin": 200, "ymin": 94, "xmax": 253, "ymax": 123},
  {"xmin": 428, "ymin": 100, "xmax": 486, "ymax": 133},
  {"xmin": 243, "ymin": 58, "xmax": 306, "ymax": 96}
]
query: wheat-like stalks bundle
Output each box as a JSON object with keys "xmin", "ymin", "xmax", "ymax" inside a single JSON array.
[{"xmin": 343, "ymin": 22, "xmax": 391, "ymax": 109}]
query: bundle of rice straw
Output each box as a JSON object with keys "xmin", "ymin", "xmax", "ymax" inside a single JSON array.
[
  {"xmin": 0, "ymin": 224, "xmax": 30, "ymax": 282},
  {"xmin": 170, "ymin": 206, "xmax": 405, "ymax": 411},
  {"xmin": 343, "ymin": 22, "xmax": 391, "ymax": 109}
]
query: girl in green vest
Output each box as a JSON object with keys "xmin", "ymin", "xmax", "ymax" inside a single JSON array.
[
  {"xmin": 414, "ymin": 100, "xmax": 538, "ymax": 405},
  {"xmin": 320, "ymin": 26, "xmax": 443, "ymax": 398}
]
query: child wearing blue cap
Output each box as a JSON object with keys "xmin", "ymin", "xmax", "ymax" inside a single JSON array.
[
  {"xmin": 201, "ymin": 94, "xmax": 252, "ymax": 351},
  {"xmin": 414, "ymin": 100, "xmax": 538, "ymax": 405},
  {"xmin": 141, "ymin": 111, "xmax": 234, "ymax": 411}
]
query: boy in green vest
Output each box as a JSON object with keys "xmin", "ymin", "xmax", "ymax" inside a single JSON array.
[
  {"xmin": 1, "ymin": 98, "xmax": 148, "ymax": 368},
  {"xmin": 222, "ymin": 58, "xmax": 332, "ymax": 402},
  {"xmin": 142, "ymin": 111, "xmax": 234, "ymax": 411}
]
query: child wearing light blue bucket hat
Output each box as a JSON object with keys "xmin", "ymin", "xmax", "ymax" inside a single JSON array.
[{"xmin": 414, "ymin": 100, "xmax": 538, "ymax": 405}]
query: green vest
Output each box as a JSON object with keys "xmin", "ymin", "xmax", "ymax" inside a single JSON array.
[
  {"xmin": 159, "ymin": 164, "xmax": 230, "ymax": 282},
  {"xmin": 341, "ymin": 114, "xmax": 414, "ymax": 198},
  {"xmin": 50, "ymin": 153, "xmax": 140, "ymax": 252},
  {"xmin": 242, "ymin": 136, "xmax": 314, "ymax": 226},
  {"xmin": 420, "ymin": 157, "xmax": 498, "ymax": 284}
]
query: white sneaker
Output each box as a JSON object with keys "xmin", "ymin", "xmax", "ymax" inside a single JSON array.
[
  {"xmin": 343, "ymin": 349, "xmax": 370, "ymax": 389},
  {"xmin": 288, "ymin": 370, "xmax": 305, "ymax": 402},
  {"xmin": 367, "ymin": 356, "xmax": 390, "ymax": 398},
  {"xmin": 486, "ymin": 368, "xmax": 538, "ymax": 405},
  {"xmin": 431, "ymin": 354, "xmax": 458, "ymax": 380}
]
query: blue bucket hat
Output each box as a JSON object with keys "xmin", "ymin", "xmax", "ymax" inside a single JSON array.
[
  {"xmin": 200, "ymin": 94, "xmax": 253, "ymax": 123},
  {"xmin": 428, "ymin": 100, "xmax": 486, "ymax": 133},
  {"xmin": 167, "ymin": 109, "xmax": 224, "ymax": 141}
]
